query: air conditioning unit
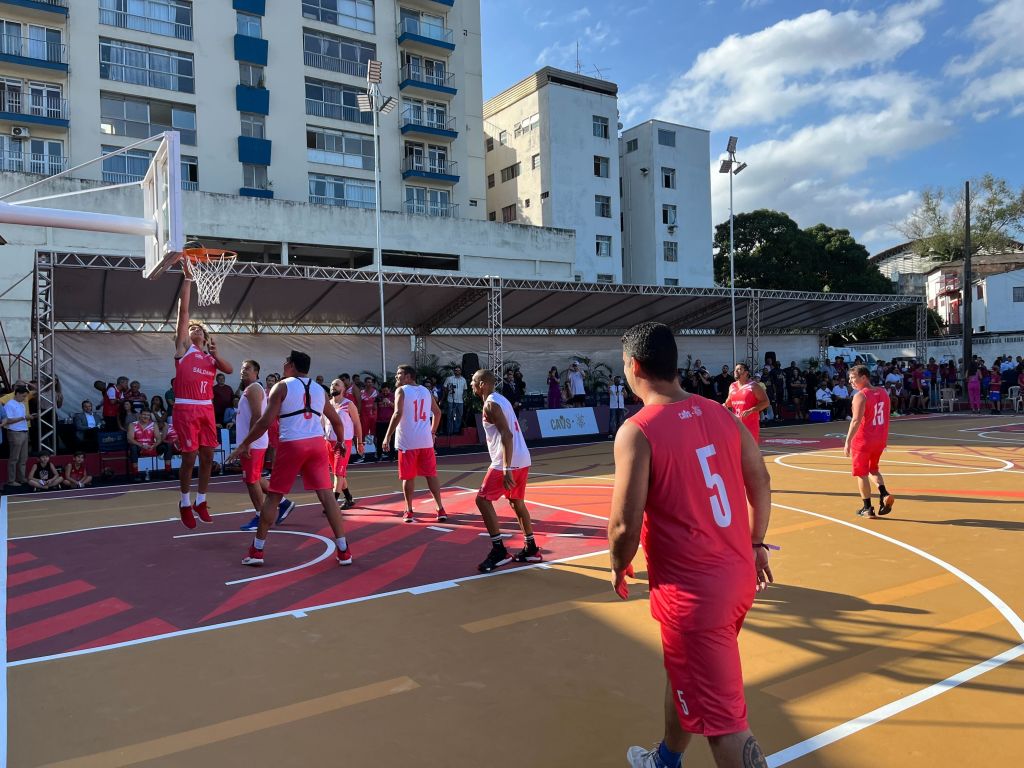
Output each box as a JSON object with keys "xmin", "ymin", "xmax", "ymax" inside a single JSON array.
[
  {"xmin": 668, "ymin": 225, "xmax": 677, "ymax": 233},
  {"xmin": 11, "ymin": 126, "xmax": 30, "ymax": 138}
]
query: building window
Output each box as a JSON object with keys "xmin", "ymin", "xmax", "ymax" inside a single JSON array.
[
  {"xmin": 302, "ymin": 0, "xmax": 375, "ymax": 34},
  {"xmin": 243, "ymin": 163, "xmax": 269, "ymax": 190},
  {"xmin": 662, "ymin": 167, "xmax": 676, "ymax": 189},
  {"xmin": 241, "ymin": 112, "xmax": 266, "ymax": 139},
  {"xmin": 99, "ymin": 38, "xmax": 195, "ymax": 94},
  {"xmin": 405, "ymin": 185, "xmax": 452, "ymax": 217},
  {"xmin": 500, "ymin": 162, "xmax": 521, "ymax": 183},
  {"xmin": 502, "ymin": 204, "xmax": 516, "ymax": 223},
  {"xmin": 592, "ymin": 115, "xmax": 609, "ymax": 139},
  {"xmin": 0, "ymin": 21, "xmax": 63, "ymax": 63},
  {"xmin": 658, "ymin": 129, "xmax": 676, "ymax": 147},
  {"xmin": 0, "ymin": 136, "xmax": 64, "ymax": 175},
  {"xmin": 596, "ymin": 273, "xmax": 614, "ymax": 283},
  {"xmin": 625, "ymin": 138, "xmax": 638, "ymax": 153},
  {"xmin": 239, "ymin": 63, "xmax": 265, "ymax": 88},
  {"xmin": 596, "ymin": 235, "xmax": 612, "ymax": 257},
  {"xmin": 498, "ymin": 130, "xmax": 508, "ymax": 146},
  {"xmin": 486, "ymin": 136, "xmax": 494, "ymax": 152},
  {"xmin": 594, "ymin": 155, "xmax": 609, "ymax": 178},
  {"xmin": 513, "ymin": 112, "xmax": 539, "ymax": 137},
  {"xmin": 662, "ymin": 204, "xmax": 677, "ymax": 225},
  {"xmin": 304, "ymin": 78, "xmax": 373, "ymax": 125},
  {"xmin": 1013, "ymin": 286, "xmax": 1024, "ymax": 302},
  {"xmin": 303, "ymin": 30, "xmax": 375, "ymax": 77},
  {"xmin": 524, "ymin": 198, "xmax": 530, "ymax": 208},
  {"xmin": 531, "ymin": 153, "xmax": 540, "ymax": 170},
  {"xmin": 487, "ymin": 173, "xmax": 495, "ymax": 188},
  {"xmin": 664, "ymin": 278, "xmax": 679, "ymax": 286},
  {"xmin": 236, "ymin": 11, "xmax": 262, "ymax": 38},
  {"xmin": 308, "ymin": 172, "xmax": 375, "ymax": 208},
  {"xmin": 664, "ymin": 241, "xmax": 678, "ymax": 262},
  {"xmin": 540, "ymin": 191, "xmax": 549, "ymax": 199},
  {"xmin": 101, "ymin": 145, "xmax": 154, "ymax": 182},
  {"xmin": 101, "ymin": 94, "xmax": 198, "ymax": 145},
  {"xmin": 306, "ymin": 126, "xmax": 374, "ymax": 170},
  {"xmin": 595, "ymin": 194, "xmax": 611, "ymax": 218},
  {"xmin": 99, "ymin": 0, "xmax": 193, "ymax": 41},
  {"xmin": 977, "ymin": 284, "xmax": 984, "ymax": 299},
  {"xmin": 488, "ymin": 211, "xmax": 496, "ymax": 221},
  {"xmin": 180, "ymin": 154, "xmax": 198, "ymax": 188}
]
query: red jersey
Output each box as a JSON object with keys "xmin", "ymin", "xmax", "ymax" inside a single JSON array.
[
  {"xmin": 727, "ymin": 381, "xmax": 761, "ymax": 442},
  {"xmin": 132, "ymin": 420, "xmax": 158, "ymax": 449},
  {"xmin": 174, "ymin": 345, "xmax": 216, "ymax": 407},
  {"xmin": 102, "ymin": 385, "xmax": 123, "ymax": 418},
  {"xmin": 66, "ymin": 463, "xmax": 88, "ymax": 481},
  {"xmin": 853, "ymin": 387, "xmax": 890, "ymax": 447},
  {"xmin": 360, "ymin": 388, "xmax": 378, "ymax": 422},
  {"xmin": 630, "ymin": 395, "xmax": 755, "ymax": 630}
]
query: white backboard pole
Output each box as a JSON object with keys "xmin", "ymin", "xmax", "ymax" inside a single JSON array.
[{"xmin": 0, "ymin": 202, "xmax": 156, "ymax": 238}]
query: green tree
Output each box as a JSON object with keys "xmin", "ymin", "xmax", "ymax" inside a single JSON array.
[
  {"xmin": 898, "ymin": 174, "xmax": 1024, "ymax": 261},
  {"xmin": 805, "ymin": 224, "xmax": 892, "ymax": 293}
]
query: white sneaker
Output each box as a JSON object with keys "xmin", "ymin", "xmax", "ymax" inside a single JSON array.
[{"xmin": 626, "ymin": 745, "xmax": 663, "ymax": 767}]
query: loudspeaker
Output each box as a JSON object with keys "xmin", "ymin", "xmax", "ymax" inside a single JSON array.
[
  {"xmin": 764, "ymin": 351, "xmax": 777, "ymax": 367},
  {"xmin": 461, "ymin": 353, "xmax": 481, "ymax": 376}
]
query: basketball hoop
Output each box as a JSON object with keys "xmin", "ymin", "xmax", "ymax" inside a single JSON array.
[{"xmin": 181, "ymin": 247, "xmax": 236, "ymax": 306}]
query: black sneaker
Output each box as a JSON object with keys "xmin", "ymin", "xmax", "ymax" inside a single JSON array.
[
  {"xmin": 478, "ymin": 546, "xmax": 512, "ymax": 573},
  {"xmin": 340, "ymin": 497, "xmax": 354, "ymax": 510},
  {"xmin": 513, "ymin": 543, "xmax": 543, "ymax": 563},
  {"xmin": 857, "ymin": 506, "xmax": 877, "ymax": 518}
]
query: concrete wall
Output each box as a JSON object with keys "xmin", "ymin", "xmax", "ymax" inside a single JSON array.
[
  {"xmin": 855, "ymin": 332, "xmax": 1024, "ymax": 362},
  {"xmin": 976, "ymin": 269, "xmax": 1024, "ymax": 334}
]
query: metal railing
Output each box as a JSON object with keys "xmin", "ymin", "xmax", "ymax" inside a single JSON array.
[
  {"xmin": 181, "ymin": 180, "xmax": 198, "ymax": 191},
  {"xmin": 302, "ymin": 50, "xmax": 367, "ymax": 78},
  {"xmin": 0, "ymin": 92, "xmax": 68, "ymax": 120},
  {"xmin": 102, "ymin": 171, "xmax": 196, "ymax": 190},
  {"xmin": 402, "ymin": 156, "xmax": 457, "ymax": 176},
  {"xmin": 305, "ymin": 98, "xmax": 372, "ymax": 125},
  {"xmin": 29, "ymin": 0, "xmax": 68, "ymax": 6},
  {"xmin": 0, "ymin": 149, "xmax": 66, "ymax": 176},
  {"xmin": 0, "ymin": 34, "xmax": 67, "ymax": 64},
  {"xmin": 309, "ymin": 195, "xmax": 375, "ymax": 209},
  {"xmin": 400, "ymin": 110, "xmax": 455, "ymax": 132},
  {"xmin": 397, "ymin": 17, "xmax": 453, "ymax": 44},
  {"xmin": 399, "ymin": 63, "xmax": 455, "ymax": 88},
  {"xmin": 404, "ymin": 200, "xmax": 458, "ymax": 217},
  {"xmin": 98, "ymin": 8, "xmax": 194, "ymax": 40}
]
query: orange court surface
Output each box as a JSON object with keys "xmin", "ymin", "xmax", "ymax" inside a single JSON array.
[{"xmin": 5, "ymin": 414, "xmax": 1024, "ymax": 767}]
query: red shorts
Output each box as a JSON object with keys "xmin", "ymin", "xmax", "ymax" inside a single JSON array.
[
  {"xmin": 326, "ymin": 439, "xmax": 352, "ymax": 477},
  {"xmin": 851, "ymin": 441, "xmax": 885, "ymax": 476},
  {"xmin": 268, "ymin": 420, "xmax": 280, "ymax": 448},
  {"xmin": 268, "ymin": 436, "xmax": 331, "ymax": 494},
  {"xmin": 240, "ymin": 448, "xmax": 266, "ymax": 484},
  {"xmin": 740, "ymin": 415, "xmax": 760, "ymax": 443},
  {"xmin": 478, "ymin": 467, "xmax": 529, "ymax": 501},
  {"xmin": 398, "ymin": 447, "xmax": 436, "ymax": 480},
  {"xmin": 173, "ymin": 405, "xmax": 218, "ymax": 453},
  {"xmin": 661, "ymin": 618, "xmax": 749, "ymax": 736}
]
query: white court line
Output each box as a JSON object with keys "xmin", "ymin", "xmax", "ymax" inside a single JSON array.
[
  {"xmin": 0, "ymin": 495, "xmax": 8, "ymax": 765},
  {"xmin": 774, "ymin": 449, "xmax": 1014, "ymax": 477},
  {"xmin": 449, "ymin": 484, "xmax": 609, "ymax": 523},
  {"xmin": 780, "ymin": 450, "xmax": 1010, "ymax": 471},
  {"xmin": 172, "ymin": 530, "xmax": 337, "ymax": 586},
  {"xmin": 6, "ymin": 475, "xmax": 241, "ymax": 505},
  {"xmin": 887, "ymin": 430, "xmax": 1024, "ymax": 447}
]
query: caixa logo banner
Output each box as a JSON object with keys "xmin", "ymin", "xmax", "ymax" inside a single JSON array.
[{"xmin": 538, "ymin": 408, "xmax": 599, "ymax": 438}]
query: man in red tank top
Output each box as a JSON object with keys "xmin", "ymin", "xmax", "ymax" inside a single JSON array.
[
  {"xmin": 723, "ymin": 363, "xmax": 768, "ymax": 442},
  {"xmin": 844, "ymin": 364, "xmax": 896, "ymax": 518},
  {"xmin": 608, "ymin": 322, "xmax": 773, "ymax": 768}
]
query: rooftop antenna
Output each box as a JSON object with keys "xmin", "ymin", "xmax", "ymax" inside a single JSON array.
[{"xmin": 576, "ymin": 41, "xmax": 582, "ymax": 74}]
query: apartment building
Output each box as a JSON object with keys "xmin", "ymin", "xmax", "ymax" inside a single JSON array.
[
  {"xmin": 619, "ymin": 120, "xmax": 713, "ymax": 288},
  {"xmin": 483, "ymin": 68, "xmax": 622, "ymax": 283}
]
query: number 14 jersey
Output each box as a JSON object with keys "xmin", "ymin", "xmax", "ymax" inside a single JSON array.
[
  {"xmin": 395, "ymin": 384, "xmax": 434, "ymax": 451},
  {"xmin": 629, "ymin": 394, "xmax": 755, "ymax": 630}
]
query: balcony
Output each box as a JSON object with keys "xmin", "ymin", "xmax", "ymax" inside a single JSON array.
[
  {"xmin": 404, "ymin": 200, "xmax": 457, "ymax": 218},
  {"xmin": 237, "ymin": 135, "xmax": 272, "ymax": 165},
  {"xmin": 309, "ymin": 195, "xmax": 375, "ymax": 209},
  {"xmin": 305, "ymin": 98, "xmax": 372, "ymax": 125},
  {"xmin": 396, "ymin": 17, "xmax": 455, "ymax": 52},
  {"xmin": 0, "ymin": 92, "xmax": 68, "ymax": 126},
  {"xmin": 182, "ymin": 181, "xmax": 198, "ymax": 191},
  {"xmin": 2, "ymin": 0, "xmax": 68, "ymax": 13},
  {"xmin": 98, "ymin": 8, "xmax": 193, "ymax": 41},
  {"xmin": 234, "ymin": 34, "xmax": 268, "ymax": 66},
  {"xmin": 401, "ymin": 156, "xmax": 458, "ymax": 182},
  {"xmin": 400, "ymin": 110, "xmax": 457, "ymax": 140},
  {"xmin": 0, "ymin": 34, "xmax": 68, "ymax": 71},
  {"xmin": 102, "ymin": 171, "xmax": 195, "ymax": 190},
  {"xmin": 303, "ymin": 51, "xmax": 367, "ymax": 78},
  {"xmin": 398, "ymin": 63, "xmax": 456, "ymax": 97},
  {"xmin": 400, "ymin": 0, "xmax": 453, "ymax": 12},
  {"xmin": 937, "ymin": 276, "xmax": 961, "ymax": 296},
  {"xmin": 0, "ymin": 149, "xmax": 65, "ymax": 176},
  {"xmin": 236, "ymin": 84, "xmax": 270, "ymax": 115}
]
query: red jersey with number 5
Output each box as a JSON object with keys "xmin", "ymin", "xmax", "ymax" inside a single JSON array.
[
  {"xmin": 173, "ymin": 345, "xmax": 216, "ymax": 406},
  {"xmin": 629, "ymin": 395, "xmax": 755, "ymax": 630},
  {"xmin": 853, "ymin": 387, "xmax": 890, "ymax": 448}
]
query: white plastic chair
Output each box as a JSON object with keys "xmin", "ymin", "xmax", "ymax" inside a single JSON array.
[
  {"xmin": 1007, "ymin": 385, "xmax": 1021, "ymax": 414},
  {"xmin": 939, "ymin": 388, "xmax": 958, "ymax": 413}
]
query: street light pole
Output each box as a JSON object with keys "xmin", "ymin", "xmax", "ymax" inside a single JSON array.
[{"xmin": 719, "ymin": 136, "xmax": 746, "ymax": 368}]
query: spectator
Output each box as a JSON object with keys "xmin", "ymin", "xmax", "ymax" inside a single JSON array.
[
  {"xmin": 222, "ymin": 397, "xmax": 239, "ymax": 432},
  {"xmin": 127, "ymin": 408, "xmax": 173, "ymax": 481},
  {"xmin": 355, "ymin": 376, "xmax": 378, "ymax": 463},
  {"xmin": 546, "ymin": 366, "xmax": 562, "ymax": 409},
  {"xmin": 61, "ymin": 451, "xmax": 93, "ymax": 489},
  {"xmin": 607, "ymin": 374, "xmax": 626, "ymax": 439},
  {"xmin": 315, "ymin": 374, "xmax": 330, "ymax": 394},
  {"xmin": 149, "ymin": 395, "xmax": 169, "ymax": 425},
  {"xmin": 832, "ymin": 378, "xmax": 851, "ymax": 420},
  {"xmin": 3, "ymin": 382, "xmax": 34, "ymax": 488},
  {"xmin": 513, "ymin": 369, "xmax": 526, "ymax": 398},
  {"xmin": 567, "ymin": 361, "xmax": 587, "ymax": 406},
  {"xmin": 712, "ymin": 364, "xmax": 734, "ymax": 404},
  {"xmin": 27, "ymin": 451, "xmax": 62, "ymax": 491},
  {"xmin": 425, "ymin": 376, "xmax": 440, "ymax": 403},
  {"xmin": 789, "ymin": 371, "xmax": 807, "ymax": 421},
  {"xmin": 769, "ymin": 361, "xmax": 787, "ymax": 420},
  {"xmin": 784, "ymin": 360, "xmax": 801, "ymax": 386},
  {"xmin": 375, "ymin": 383, "xmax": 395, "ymax": 462},
  {"xmin": 988, "ymin": 368, "xmax": 1002, "ymax": 415},
  {"xmin": 815, "ymin": 380, "xmax": 834, "ymax": 417},
  {"xmin": 164, "ymin": 379, "xmax": 176, "ymax": 416},
  {"xmin": 73, "ymin": 400, "xmax": 101, "ymax": 450},
  {"xmin": 125, "ymin": 380, "xmax": 148, "ymax": 413},
  {"xmin": 443, "ymin": 366, "xmax": 467, "ymax": 435},
  {"xmin": 117, "ymin": 399, "xmax": 138, "ymax": 433},
  {"xmin": 890, "ymin": 380, "xmax": 908, "ymax": 416},
  {"xmin": 98, "ymin": 376, "xmax": 127, "ymax": 430},
  {"xmin": 212, "ymin": 372, "xmax": 234, "ymax": 425},
  {"xmin": 694, "ymin": 365, "xmax": 714, "ymax": 399},
  {"xmin": 501, "ymin": 370, "xmax": 523, "ymax": 414}
]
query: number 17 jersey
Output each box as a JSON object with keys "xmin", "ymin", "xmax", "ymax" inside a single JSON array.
[
  {"xmin": 629, "ymin": 394, "xmax": 755, "ymax": 630},
  {"xmin": 395, "ymin": 384, "xmax": 434, "ymax": 451}
]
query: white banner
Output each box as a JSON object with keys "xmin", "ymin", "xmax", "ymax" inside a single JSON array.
[{"xmin": 536, "ymin": 408, "xmax": 600, "ymax": 438}]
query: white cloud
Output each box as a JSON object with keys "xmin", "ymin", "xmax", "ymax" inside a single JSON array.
[
  {"xmin": 536, "ymin": 6, "xmax": 591, "ymax": 29},
  {"xmin": 741, "ymin": 0, "xmax": 771, "ymax": 8},
  {"xmin": 958, "ymin": 66, "xmax": 1024, "ymax": 115},
  {"xmin": 535, "ymin": 40, "xmax": 578, "ymax": 67},
  {"xmin": 945, "ymin": 0, "xmax": 1024, "ymax": 77}
]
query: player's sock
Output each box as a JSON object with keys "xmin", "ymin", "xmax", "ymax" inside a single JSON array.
[
  {"xmin": 164, "ymin": 461, "xmax": 172, "ymax": 471},
  {"xmin": 657, "ymin": 741, "xmax": 682, "ymax": 768},
  {"xmin": 334, "ymin": 492, "xmax": 341, "ymax": 501},
  {"xmin": 180, "ymin": 492, "xmax": 191, "ymax": 507},
  {"xmin": 336, "ymin": 536, "xmax": 348, "ymax": 551},
  {"xmin": 523, "ymin": 533, "xmax": 536, "ymax": 547},
  {"xmin": 343, "ymin": 488, "xmax": 353, "ymax": 502},
  {"xmin": 878, "ymin": 484, "xmax": 889, "ymax": 499},
  {"xmin": 196, "ymin": 493, "xmax": 206, "ymax": 505},
  {"xmin": 861, "ymin": 498, "xmax": 872, "ymax": 510},
  {"xmin": 490, "ymin": 534, "xmax": 505, "ymax": 548},
  {"xmin": 253, "ymin": 537, "xmax": 266, "ymax": 551}
]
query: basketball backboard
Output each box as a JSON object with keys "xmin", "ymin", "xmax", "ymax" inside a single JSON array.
[{"xmin": 142, "ymin": 131, "xmax": 184, "ymax": 279}]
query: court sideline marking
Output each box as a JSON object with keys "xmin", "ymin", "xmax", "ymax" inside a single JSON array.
[{"xmin": 1, "ymin": 495, "xmax": 8, "ymax": 766}]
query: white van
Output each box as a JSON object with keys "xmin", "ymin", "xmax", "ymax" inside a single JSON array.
[{"xmin": 825, "ymin": 346, "xmax": 880, "ymax": 368}]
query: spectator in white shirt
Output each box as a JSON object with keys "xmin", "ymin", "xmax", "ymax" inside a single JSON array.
[
  {"xmin": 3, "ymin": 384, "xmax": 34, "ymax": 487},
  {"xmin": 568, "ymin": 362, "xmax": 587, "ymax": 407},
  {"xmin": 815, "ymin": 383, "xmax": 834, "ymax": 416},
  {"xmin": 831, "ymin": 381, "xmax": 851, "ymax": 419},
  {"xmin": 442, "ymin": 366, "xmax": 468, "ymax": 435},
  {"xmin": 607, "ymin": 375, "xmax": 627, "ymax": 438}
]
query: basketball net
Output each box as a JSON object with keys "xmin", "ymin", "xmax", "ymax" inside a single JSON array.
[{"xmin": 183, "ymin": 248, "xmax": 237, "ymax": 306}]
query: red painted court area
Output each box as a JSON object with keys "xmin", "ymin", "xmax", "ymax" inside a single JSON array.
[{"xmin": 6, "ymin": 486, "xmax": 609, "ymax": 664}]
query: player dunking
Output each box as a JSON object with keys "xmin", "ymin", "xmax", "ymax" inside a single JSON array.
[
  {"xmin": 724, "ymin": 362, "xmax": 769, "ymax": 442},
  {"xmin": 229, "ymin": 351, "xmax": 352, "ymax": 566},
  {"xmin": 381, "ymin": 365, "xmax": 446, "ymax": 523},
  {"xmin": 470, "ymin": 370, "xmax": 542, "ymax": 572},
  {"xmin": 608, "ymin": 322, "xmax": 772, "ymax": 768},
  {"xmin": 173, "ymin": 266, "xmax": 232, "ymax": 528},
  {"xmin": 844, "ymin": 364, "xmax": 895, "ymax": 518},
  {"xmin": 325, "ymin": 378, "xmax": 363, "ymax": 510}
]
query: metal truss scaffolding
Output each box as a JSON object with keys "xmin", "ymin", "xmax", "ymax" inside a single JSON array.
[
  {"xmin": 33, "ymin": 252, "xmax": 58, "ymax": 453},
  {"xmin": 915, "ymin": 304, "xmax": 928, "ymax": 362},
  {"xmin": 487, "ymin": 276, "xmax": 503, "ymax": 376},
  {"xmin": 745, "ymin": 296, "xmax": 760, "ymax": 367}
]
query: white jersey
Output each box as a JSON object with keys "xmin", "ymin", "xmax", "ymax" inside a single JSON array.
[
  {"xmin": 483, "ymin": 392, "xmax": 531, "ymax": 470},
  {"xmin": 277, "ymin": 376, "xmax": 327, "ymax": 442},
  {"xmin": 323, "ymin": 397, "xmax": 354, "ymax": 442},
  {"xmin": 609, "ymin": 383, "xmax": 625, "ymax": 410},
  {"xmin": 237, "ymin": 382, "xmax": 269, "ymax": 450},
  {"xmin": 395, "ymin": 384, "xmax": 434, "ymax": 451}
]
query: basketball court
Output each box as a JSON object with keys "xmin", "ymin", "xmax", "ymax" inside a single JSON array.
[{"xmin": 4, "ymin": 415, "xmax": 1023, "ymax": 767}]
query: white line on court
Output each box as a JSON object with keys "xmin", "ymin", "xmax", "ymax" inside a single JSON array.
[
  {"xmin": 448, "ymin": 484, "xmax": 609, "ymax": 523},
  {"xmin": 172, "ymin": 530, "xmax": 338, "ymax": 586},
  {"xmin": 1, "ymin": 495, "xmax": 8, "ymax": 765},
  {"xmin": 5, "ymin": 475, "xmax": 242, "ymax": 505},
  {"xmin": 774, "ymin": 449, "xmax": 1014, "ymax": 477}
]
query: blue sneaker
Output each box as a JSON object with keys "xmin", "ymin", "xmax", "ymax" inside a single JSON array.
[
  {"xmin": 239, "ymin": 515, "xmax": 260, "ymax": 531},
  {"xmin": 275, "ymin": 498, "xmax": 296, "ymax": 525}
]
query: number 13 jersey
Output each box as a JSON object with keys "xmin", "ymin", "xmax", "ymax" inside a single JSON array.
[
  {"xmin": 852, "ymin": 386, "xmax": 890, "ymax": 447},
  {"xmin": 395, "ymin": 384, "xmax": 434, "ymax": 450},
  {"xmin": 629, "ymin": 394, "xmax": 755, "ymax": 630}
]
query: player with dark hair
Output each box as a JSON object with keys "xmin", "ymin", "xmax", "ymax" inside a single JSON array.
[
  {"xmin": 724, "ymin": 362, "xmax": 769, "ymax": 442},
  {"xmin": 844, "ymin": 364, "xmax": 895, "ymax": 518}
]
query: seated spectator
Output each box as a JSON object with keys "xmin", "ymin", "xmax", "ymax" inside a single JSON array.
[
  {"xmin": 815, "ymin": 380, "xmax": 834, "ymax": 416},
  {"xmin": 62, "ymin": 451, "xmax": 93, "ymax": 489},
  {"xmin": 832, "ymin": 380, "xmax": 851, "ymax": 420},
  {"xmin": 73, "ymin": 400, "xmax": 101, "ymax": 450},
  {"xmin": 165, "ymin": 379, "xmax": 176, "ymax": 416},
  {"xmin": 889, "ymin": 383, "xmax": 908, "ymax": 415},
  {"xmin": 149, "ymin": 395, "xmax": 168, "ymax": 425},
  {"xmin": 27, "ymin": 452, "xmax": 62, "ymax": 491},
  {"xmin": 212, "ymin": 373, "xmax": 234, "ymax": 425},
  {"xmin": 222, "ymin": 397, "xmax": 239, "ymax": 433},
  {"xmin": 117, "ymin": 399, "xmax": 138, "ymax": 433},
  {"xmin": 125, "ymin": 380, "xmax": 148, "ymax": 412},
  {"xmin": 127, "ymin": 408, "xmax": 173, "ymax": 481},
  {"xmin": 98, "ymin": 376, "xmax": 128, "ymax": 430}
]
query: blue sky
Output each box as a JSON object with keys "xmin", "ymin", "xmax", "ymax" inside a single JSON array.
[{"xmin": 480, "ymin": 0, "xmax": 1024, "ymax": 255}]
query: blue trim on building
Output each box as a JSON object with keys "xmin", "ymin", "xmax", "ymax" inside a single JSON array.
[
  {"xmin": 400, "ymin": 123, "xmax": 458, "ymax": 140},
  {"xmin": 396, "ymin": 31, "xmax": 456, "ymax": 52},
  {"xmin": 398, "ymin": 78, "xmax": 457, "ymax": 96},
  {"xmin": 431, "ymin": 0, "xmax": 455, "ymax": 5},
  {"xmin": 234, "ymin": 34, "xmax": 268, "ymax": 66},
  {"xmin": 236, "ymin": 84, "xmax": 270, "ymax": 115},
  {"xmin": 232, "ymin": 0, "xmax": 266, "ymax": 14},
  {"xmin": 0, "ymin": 0, "xmax": 68, "ymax": 14},
  {"xmin": 0, "ymin": 111, "xmax": 68, "ymax": 128},
  {"xmin": 238, "ymin": 136, "xmax": 272, "ymax": 165},
  {"xmin": 0, "ymin": 53, "xmax": 67, "ymax": 72},
  {"xmin": 401, "ymin": 169, "xmax": 460, "ymax": 183},
  {"xmin": 240, "ymin": 187, "xmax": 274, "ymax": 199}
]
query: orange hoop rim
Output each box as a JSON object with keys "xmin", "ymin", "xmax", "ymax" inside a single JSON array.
[{"xmin": 182, "ymin": 247, "xmax": 237, "ymax": 263}]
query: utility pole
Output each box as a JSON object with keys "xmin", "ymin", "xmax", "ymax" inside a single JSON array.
[{"xmin": 963, "ymin": 180, "xmax": 972, "ymax": 376}]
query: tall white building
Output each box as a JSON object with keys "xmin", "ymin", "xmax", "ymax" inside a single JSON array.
[
  {"xmin": 619, "ymin": 120, "xmax": 712, "ymax": 288},
  {"xmin": 483, "ymin": 68, "xmax": 622, "ymax": 283}
]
